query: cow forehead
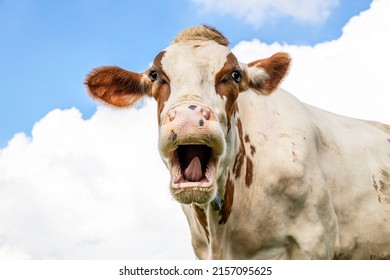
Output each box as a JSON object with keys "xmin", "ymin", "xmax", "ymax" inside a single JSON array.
[
  {"xmin": 158, "ymin": 41, "xmax": 233, "ymax": 114},
  {"xmin": 161, "ymin": 42, "xmax": 232, "ymax": 85}
]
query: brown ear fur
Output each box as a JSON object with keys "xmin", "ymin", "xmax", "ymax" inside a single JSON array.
[
  {"xmin": 85, "ymin": 66, "xmax": 151, "ymax": 107},
  {"xmin": 248, "ymin": 52, "xmax": 291, "ymax": 95}
]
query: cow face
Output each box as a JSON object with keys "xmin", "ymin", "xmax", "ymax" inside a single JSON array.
[{"xmin": 85, "ymin": 25, "xmax": 290, "ymax": 206}]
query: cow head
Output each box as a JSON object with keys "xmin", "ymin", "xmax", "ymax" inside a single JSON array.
[{"xmin": 85, "ymin": 25, "xmax": 290, "ymax": 206}]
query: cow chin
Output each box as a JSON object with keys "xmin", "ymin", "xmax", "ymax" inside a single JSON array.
[
  {"xmin": 169, "ymin": 144, "xmax": 218, "ymax": 205},
  {"xmin": 170, "ymin": 183, "xmax": 217, "ymax": 205}
]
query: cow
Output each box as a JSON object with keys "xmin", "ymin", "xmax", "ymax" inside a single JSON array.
[{"xmin": 85, "ymin": 25, "xmax": 390, "ymax": 259}]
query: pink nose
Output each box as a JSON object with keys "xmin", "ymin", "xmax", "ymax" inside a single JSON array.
[{"xmin": 164, "ymin": 104, "xmax": 215, "ymax": 126}]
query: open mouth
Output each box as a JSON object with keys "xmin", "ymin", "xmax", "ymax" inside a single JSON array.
[{"xmin": 170, "ymin": 144, "xmax": 216, "ymax": 191}]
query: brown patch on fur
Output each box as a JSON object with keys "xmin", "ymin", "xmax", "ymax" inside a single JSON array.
[
  {"xmin": 232, "ymin": 120, "xmax": 256, "ymax": 186},
  {"xmin": 233, "ymin": 118, "xmax": 245, "ymax": 179},
  {"xmin": 173, "ymin": 25, "xmax": 229, "ymax": 46},
  {"xmin": 193, "ymin": 204, "xmax": 210, "ymax": 242},
  {"xmin": 151, "ymin": 51, "xmax": 166, "ymax": 73},
  {"xmin": 231, "ymin": 101, "xmax": 239, "ymax": 115},
  {"xmin": 215, "ymin": 53, "xmax": 243, "ymax": 131},
  {"xmin": 387, "ymin": 138, "xmax": 390, "ymax": 143},
  {"xmin": 226, "ymin": 102, "xmax": 239, "ymax": 133},
  {"xmin": 373, "ymin": 176, "xmax": 378, "ymax": 191},
  {"xmin": 372, "ymin": 176, "xmax": 381, "ymax": 202},
  {"xmin": 149, "ymin": 51, "xmax": 172, "ymax": 125},
  {"xmin": 245, "ymin": 156, "xmax": 254, "ymax": 187},
  {"xmin": 243, "ymin": 134, "xmax": 255, "ymax": 184},
  {"xmin": 250, "ymin": 145, "xmax": 256, "ymax": 156},
  {"xmin": 292, "ymin": 150, "xmax": 297, "ymax": 162},
  {"xmin": 245, "ymin": 135, "xmax": 256, "ymax": 156},
  {"xmin": 379, "ymin": 169, "xmax": 390, "ymax": 195},
  {"xmin": 153, "ymin": 83, "xmax": 170, "ymax": 125},
  {"xmin": 248, "ymin": 52, "xmax": 291, "ymax": 95},
  {"xmin": 85, "ymin": 66, "xmax": 151, "ymax": 107},
  {"xmin": 291, "ymin": 142, "xmax": 298, "ymax": 163},
  {"xmin": 219, "ymin": 174, "xmax": 234, "ymax": 224},
  {"xmin": 373, "ymin": 170, "xmax": 390, "ymax": 203}
]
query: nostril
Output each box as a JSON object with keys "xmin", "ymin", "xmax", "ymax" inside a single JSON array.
[
  {"xmin": 201, "ymin": 108, "xmax": 211, "ymax": 120},
  {"xmin": 188, "ymin": 105, "xmax": 197, "ymax": 110},
  {"xmin": 168, "ymin": 110, "xmax": 176, "ymax": 122}
]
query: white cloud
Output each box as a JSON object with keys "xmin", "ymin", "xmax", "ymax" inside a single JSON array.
[
  {"xmin": 0, "ymin": 0, "xmax": 389, "ymax": 260},
  {"xmin": 193, "ymin": 0, "xmax": 339, "ymax": 26},
  {"xmin": 0, "ymin": 103, "xmax": 193, "ymax": 259},
  {"xmin": 232, "ymin": 0, "xmax": 390, "ymax": 123}
]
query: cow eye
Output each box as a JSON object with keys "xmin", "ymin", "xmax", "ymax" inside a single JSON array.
[
  {"xmin": 149, "ymin": 70, "xmax": 159, "ymax": 82},
  {"xmin": 231, "ymin": 70, "xmax": 242, "ymax": 83}
]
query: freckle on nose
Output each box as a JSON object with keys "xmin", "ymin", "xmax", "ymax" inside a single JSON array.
[
  {"xmin": 169, "ymin": 130, "xmax": 177, "ymax": 141},
  {"xmin": 199, "ymin": 119, "xmax": 204, "ymax": 126},
  {"xmin": 188, "ymin": 105, "xmax": 197, "ymax": 110}
]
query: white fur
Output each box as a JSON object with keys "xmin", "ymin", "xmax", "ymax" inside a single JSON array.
[
  {"xmin": 160, "ymin": 41, "xmax": 232, "ymax": 130},
  {"xmin": 184, "ymin": 87, "xmax": 390, "ymax": 259},
  {"xmin": 155, "ymin": 38, "xmax": 390, "ymax": 260}
]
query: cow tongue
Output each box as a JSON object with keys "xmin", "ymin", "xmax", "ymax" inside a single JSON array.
[{"xmin": 184, "ymin": 157, "xmax": 203, "ymax": 182}]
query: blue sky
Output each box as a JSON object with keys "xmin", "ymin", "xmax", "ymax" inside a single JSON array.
[{"xmin": 0, "ymin": 0, "xmax": 372, "ymax": 148}]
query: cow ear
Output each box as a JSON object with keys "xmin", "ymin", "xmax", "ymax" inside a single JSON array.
[
  {"xmin": 85, "ymin": 66, "xmax": 151, "ymax": 108},
  {"xmin": 246, "ymin": 52, "xmax": 291, "ymax": 95}
]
